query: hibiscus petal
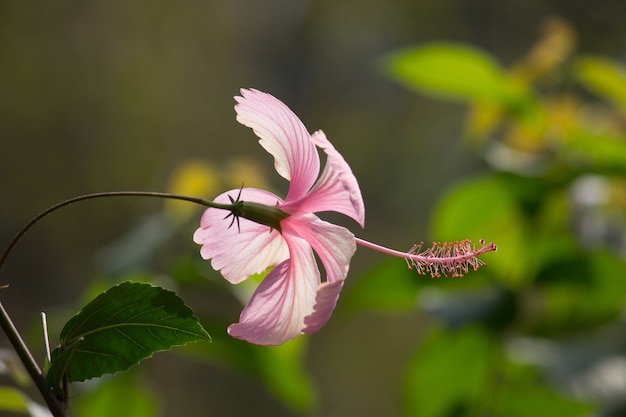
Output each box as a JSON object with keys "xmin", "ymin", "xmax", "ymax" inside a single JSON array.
[
  {"xmin": 283, "ymin": 130, "xmax": 365, "ymax": 227},
  {"xmin": 235, "ymin": 89, "xmax": 320, "ymax": 202},
  {"xmin": 193, "ymin": 188, "xmax": 289, "ymax": 284},
  {"xmin": 228, "ymin": 234, "xmax": 319, "ymax": 345},
  {"xmin": 303, "ymin": 281, "xmax": 344, "ymax": 334},
  {"xmin": 286, "ymin": 214, "xmax": 356, "ymax": 284},
  {"xmin": 285, "ymin": 215, "xmax": 356, "ymax": 334}
]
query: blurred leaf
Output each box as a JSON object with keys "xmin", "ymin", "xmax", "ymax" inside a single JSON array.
[
  {"xmin": 490, "ymin": 359, "xmax": 594, "ymax": 417},
  {"xmin": 75, "ymin": 372, "xmax": 159, "ymax": 417},
  {"xmin": 0, "ymin": 387, "xmax": 53, "ymax": 417},
  {"xmin": 536, "ymin": 250, "xmax": 626, "ymax": 333},
  {"xmin": 254, "ymin": 339, "xmax": 316, "ymax": 412},
  {"xmin": 588, "ymin": 251, "xmax": 626, "ymax": 313},
  {"xmin": 345, "ymin": 255, "xmax": 505, "ymax": 313},
  {"xmin": 575, "ymin": 56, "xmax": 626, "ymax": 113},
  {"xmin": 405, "ymin": 326, "xmax": 495, "ymax": 417},
  {"xmin": 343, "ymin": 258, "xmax": 422, "ymax": 311},
  {"xmin": 565, "ymin": 130, "xmax": 626, "ymax": 173},
  {"xmin": 0, "ymin": 386, "xmax": 29, "ymax": 413},
  {"xmin": 494, "ymin": 385, "xmax": 593, "ymax": 417},
  {"xmin": 432, "ymin": 175, "xmax": 530, "ymax": 286},
  {"xmin": 47, "ymin": 282, "xmax": 210, "ymax": 390},
  {"xmin": 465, "ymin": 101, "xmax": 505, "ymax": 141},
  {"xmin": 168, "ymin": 256, "xmax": 210, "ymax": 286},
  {"xmin": 0, "ymin": 348, "xmax": 31, "ymax": 387},
  {"xmin": 419, "ymin": 284, "xmax": 517, "ymax": 331},
  {"xmin": 509, "ymin": 18, "xmax": 576, "ymax": 83},
  {"xmin": 183, "ymin": 331, "xmax": 316, "ymax": 412},
  {"xmin": 384, "ymin": 43, "xmax": 526, "ymax": 105}
]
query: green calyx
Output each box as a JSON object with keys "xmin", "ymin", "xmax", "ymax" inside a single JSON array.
[{"xmin": 228, "ymin": 200, "xmax": 290, "ymax": 232}]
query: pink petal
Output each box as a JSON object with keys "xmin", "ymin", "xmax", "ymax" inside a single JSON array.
[
  {"xmin": 284, "ymin": 215, "xmax": 356, "ymax": 333},
  {"xmin": 282, "ymin": 130, "xmax": 365, "ymax": 227},
  {"xmin": 285, "ymin": 214, "xmax": 356, "ymax": 284},
  {"xmin": 193, "ymin": 188, "xmax": 289, "ymax": 284},
  {"xmin": 303, "ymin": 281, "xmax": 345, "ymax": 334},
  {"xmin": 235, "ymin": 89, "xmax": 320, "ymax": 202},
  {"xmin": 228, "ymin": 234, "xmax": 319, "ymax": 345}
]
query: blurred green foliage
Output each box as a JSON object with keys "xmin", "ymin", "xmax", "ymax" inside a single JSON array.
[
  {"xmin": 75, "ymin": 372, "xmax": 159, "ymax": 417},
  {"xmin": 368, "ymin": 17, "xmax": 626, "ymax": 417}
]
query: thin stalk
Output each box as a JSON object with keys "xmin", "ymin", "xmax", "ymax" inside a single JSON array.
[{"xmin": 0, "ymin": 191, "xmax": 233, "ymax": 273}]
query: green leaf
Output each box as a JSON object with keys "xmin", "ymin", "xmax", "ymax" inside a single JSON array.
[
  {"xmin": 344, "ymin": 258, "xmax": 422, "ymax": 311},
  {"xmin": 536, "ymin": 250, "xmax": 626, "ymax": 333},
  {"xmin": 490, "ymin": 361, "xmax": 595, "ymax": 417},
  {"xmin": 405, "ymin": 326, "xmax": 495, "ymax": 417},
  {"xmin": 384, "ymin": 43, "xmax": 526, "ymax": 105},
  {"xmin": 565, "ymin": 130, "xmax": 626, "ymax": 173},
  {"xmin": 254, "ymin": 339, "xmax": 317, "ymax": 412},
  {"xmin": 575, "ymin": 56, "xmax": 626, "ymax": 113},
  {"xmin": 75, "ymin": 372, "xmax": 159, "ymax": 417},
  {"xmin": 494, "ymin": 386, "xmax": 594, "ymax": 417},
  {"xmin": 345, "ymin": 256, "xmax": 490, "ymax": 312},
  {"xmin": 184, "ymin": 328, "xmax": 317, "ymax": 412},
  {"xmin": 0, "ymin": 386, "xmax": 29, "ymax": 413},
  {"xmin": 46, "ymin": 281, "xmax": 210, "ymax": 389}
]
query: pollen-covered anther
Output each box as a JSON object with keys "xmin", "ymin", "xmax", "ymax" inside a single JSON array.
[{"xmin": 405, "ymin": 239, "xmax": 497, "ymax": 278}]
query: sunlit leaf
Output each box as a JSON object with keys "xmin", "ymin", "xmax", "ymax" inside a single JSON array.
[
  {"xmin": 46, "ymin": 281, "xmax": 210, "ymax": 390},
  {"xmin": 384, "ymin": 43, "xmax": 526, "ymax": 105},
  {"xmin": 575, "ymin": 56, "xmax": 626, "ymax": 113},
  {"xmin": 405, "ymin": 326, "xmax": 495, "ymax": 417},
  {"xmin": 0, "ymin": 386, "xmax": 29, "ymax": 413},
  {"xmin": 565, "ymin": 130, "xmax": 626, "ymax": 173},
  {"xmin": 75, "ymin": 372, "xmax": 159, "ymax": 417}
]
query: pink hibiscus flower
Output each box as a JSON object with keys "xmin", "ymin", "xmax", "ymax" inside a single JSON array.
[
  {"xmin": 194, "ymin": 88, "xmax": 496, "ymax": 346},
  {"xmin": 193, "ymin": 88, "xmax": 365, "ymax": 345}
]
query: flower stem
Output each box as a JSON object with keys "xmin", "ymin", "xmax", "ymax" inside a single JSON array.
[{"xmin": 0, "ymin": 191, "xmax": 233, "ymax": 274}]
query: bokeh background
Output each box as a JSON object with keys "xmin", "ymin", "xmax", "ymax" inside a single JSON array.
[{"xmin": 3, "ymin": 1, "xmax": 626, "ymax": 416}]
